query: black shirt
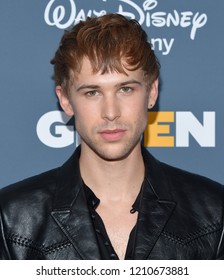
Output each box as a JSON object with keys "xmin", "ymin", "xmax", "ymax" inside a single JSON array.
[{"xmin": 84, "ymin": 183, "xmax": 141, "ymax": 260}]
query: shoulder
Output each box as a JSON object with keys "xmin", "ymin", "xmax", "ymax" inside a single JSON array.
[
  {"xmin": 0, "ymin": 147, "xmax": 81, "ymax": 214},
  {"xmin": 143, "ymin": 147, "xmax": 223, "ymax": 204},
  {"xmin": 158, "ymin": 162, "xmax": 224, "ymax": 223},
  {"xmin": 160, "ymin": 161, "xmax": 223, "ymax": 196},
  {"xmin": 0, "ymin": 168, "xmax": 59, "ymax": 211}
]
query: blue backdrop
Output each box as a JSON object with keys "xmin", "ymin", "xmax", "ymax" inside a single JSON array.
[{"xmin": 1, "ymin": 0, "xmax": 223, "ymax": 187}]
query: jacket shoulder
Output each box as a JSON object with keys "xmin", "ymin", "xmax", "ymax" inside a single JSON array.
[
  {"xmin": 0, "ymin": 168, "xmax": 59, "ymax": 210},
  {"xmin": 158, "ymin": 161, "xmax": 224, "ymax": 224},
  {"xmin": 160, "ymin": 161, "xmax": 223, "ymax": 194},
  {"xmin": 143, "ymin": 147, "xmax": 223, "ymax": 199}
]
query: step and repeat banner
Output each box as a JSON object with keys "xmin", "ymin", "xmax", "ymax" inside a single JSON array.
[{"xmin": 1, "ymin": 0, "xmax": 223, "ymax": 187}]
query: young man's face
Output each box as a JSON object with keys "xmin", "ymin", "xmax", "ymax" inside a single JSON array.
[{"xmin": 57, "ymin": 57, "xmax": 158, "ymax": 161}]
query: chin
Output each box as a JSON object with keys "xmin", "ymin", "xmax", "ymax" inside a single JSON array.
[
  {"xmin": 98, "ymin": 152, "xmax": 128, "ymax": 162},
  {"xmin": 93, "ymin": 142, "xmax": 139, "ymax": 162}
]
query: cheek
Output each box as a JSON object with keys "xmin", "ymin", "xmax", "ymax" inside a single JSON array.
[
  {"xmin": 73, "ymin": 106, "xmax": 97, "ymax": 133},
  {"xmin": 133, "ymin": 100, "xmax": 149, "ymax": 127},
  {"xmin": 135, "ymin": 110, "xmax": 148, "ymax": 129},
  {"xmin": 130, "ymin": 98, "xmax": 148, "ymax": 118}
]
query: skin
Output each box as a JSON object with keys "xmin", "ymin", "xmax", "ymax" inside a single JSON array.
[
  {"xmin": 56, "ymin": 57, "xmax": 158, "ymax": 165},
  {"xmin": 56, "ymin": 57, "xmax": 158, "ymax": 259}
]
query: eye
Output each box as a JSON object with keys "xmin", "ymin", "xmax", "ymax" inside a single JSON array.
[
  {"xmin": 120, "ymin": 87, "xmax": 133, "ymax": 94},
  {"xmin": 85, "ymin": 90, "xmax": 99, "ymax": 97}
]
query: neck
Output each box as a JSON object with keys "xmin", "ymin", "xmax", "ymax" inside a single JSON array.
[{"xmin": 79, "ymin": 144, "xmax": 145, "ymax": 202}]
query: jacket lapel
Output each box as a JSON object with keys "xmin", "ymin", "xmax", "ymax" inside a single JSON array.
[
  {"xmin": 134, "ymin": 185, "xmax": 176, "ymax": 259},
  {"xmin": 50, "ymin": 146, "xmax": 176, "ymax": 260},
  {"xmin": 51, "ymin": 188, "xmax": 101, "ymax": 260},
  {"xmin": 133, "ymin": 148, "xmax": 176, "ymax": 259},
  {"xmin": 51, "ymin": 147, "xmax": 101, "ymax": 260}
]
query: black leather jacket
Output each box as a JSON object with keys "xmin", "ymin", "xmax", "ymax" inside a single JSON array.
[{"xmin": 0, "ymin": 147, "xmax": 223, "ymax": 259}]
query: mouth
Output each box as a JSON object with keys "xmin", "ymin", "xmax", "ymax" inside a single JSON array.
[{"xmin": 99, "ymin": 129, "xmax": 126, "ymax": 141}]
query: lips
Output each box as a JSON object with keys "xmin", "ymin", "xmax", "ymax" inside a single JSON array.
[{"xmin": 99, "ymin": 129, "xmax": 126, "ymax": 141}]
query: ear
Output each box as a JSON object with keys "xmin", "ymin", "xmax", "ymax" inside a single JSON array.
[
  {"xmin": 56, "ymin": 86, "xmax": 74, "ymax": 117},
  {"xmin": 148, "ymin": 79, "xmax": 159, "ymax": 109}
]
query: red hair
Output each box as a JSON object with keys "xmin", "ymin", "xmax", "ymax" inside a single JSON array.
[{"xmin": 51, "ymin": 13, "xmax": 160, "ymax": 94}]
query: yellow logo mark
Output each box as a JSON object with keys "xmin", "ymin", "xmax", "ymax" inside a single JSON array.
[{"xmin": 144, "ymin": 111, "xmax": 175, "ymax": 147}]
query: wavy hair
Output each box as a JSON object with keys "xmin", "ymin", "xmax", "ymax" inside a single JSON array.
[{"xmin": 51, "ymin": 13, "xmax": 160, "ymax": 94}]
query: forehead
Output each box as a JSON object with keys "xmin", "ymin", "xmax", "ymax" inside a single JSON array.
[{"xmin": 71, "ymin": 57, "xmax": 145, "ymax": 86}]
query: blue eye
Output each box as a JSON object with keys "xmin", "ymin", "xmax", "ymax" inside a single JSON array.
[
  {"xmin": 86, "ymin": 91, "xmax": 98, "ymax": 97},
  {"xmin": 120, "ymin": 87, "xmax": 133, "ymax": 94}
]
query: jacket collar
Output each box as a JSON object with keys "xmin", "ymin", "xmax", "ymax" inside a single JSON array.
[
  {"xmin": 51, "ymin": 145, "xmax": 176, "ymax": 260},
  {"xmin": 51, "ymin": 146, "xmax": 101, "ymax": 260},
  {"xmin": 133, "ymin": 148, "xmax": 176, "ymax": 259}
]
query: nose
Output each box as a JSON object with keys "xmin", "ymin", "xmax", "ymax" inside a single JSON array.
[{"xmin": 101, "ymin": 94, "xmax": 121, "ymax": 121}]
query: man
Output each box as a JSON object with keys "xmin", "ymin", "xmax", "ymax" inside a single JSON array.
[{"xmin": 0, "ymin": 14, "xmax": 223, "ymax": 260}]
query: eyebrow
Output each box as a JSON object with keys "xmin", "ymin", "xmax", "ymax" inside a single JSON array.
[
  {"xmin": 118, "ymin": 80, "xmax": 143, "ymax": 87},
  {"xmin": 76, "ymin": 79, "xmax": 142, "ymax": 92}
]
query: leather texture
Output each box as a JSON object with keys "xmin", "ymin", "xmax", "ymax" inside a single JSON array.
[{"xmin": 0, "ymin": 146, "xmax": 223, "ymax": 259}]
